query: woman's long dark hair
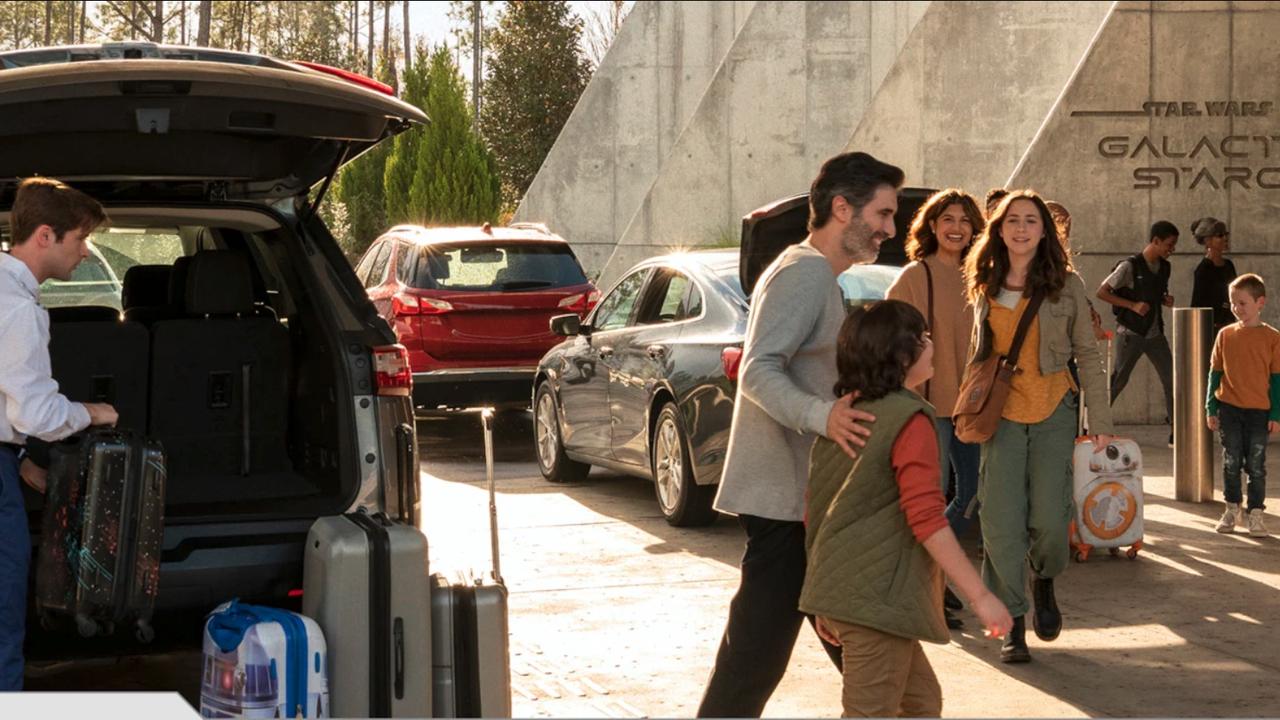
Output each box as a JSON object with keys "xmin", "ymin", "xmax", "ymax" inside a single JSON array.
[
  {"xmin": 964, "ymin": 189, "xmax": 1071, "ymax": 303},
  {"xmin": 833, "ymin": 300, "xmax": 927, "ymax": 402},
  {"xmin": 905, "ymin": 188, "xmax": 985, "ymax": 261}
]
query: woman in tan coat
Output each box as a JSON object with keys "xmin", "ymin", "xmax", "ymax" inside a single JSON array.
[{"xmin": 886, "ymin": 189, "xmax": 985, "ymax": 629}]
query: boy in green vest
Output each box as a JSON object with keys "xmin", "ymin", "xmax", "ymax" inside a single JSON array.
[
  {"xmin": 801, "ymin": 300, "xmax": 1011, "ymax": 716},
  {"xmin": 1206, "ymin": 273, "xmax": 1280, "ymax": 537}
]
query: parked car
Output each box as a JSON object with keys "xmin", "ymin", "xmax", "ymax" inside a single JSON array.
[
  {"xmin": 39, "ymin": 240, "xmax": 123, "ymax": 310},
  {"xmin": 532, "ymin": 252, "xmax": 906, "ymax": 527},
  {"xmin": 356, "ymin": 222, "xmax": 598, "ymax": 411},
  {"xmin": 0, "ymin": 41, "xmax": 427, "ymax": 656},
  {"xmin": 534, "ymin": 189, "xmax": 934, "ymax": 527}
]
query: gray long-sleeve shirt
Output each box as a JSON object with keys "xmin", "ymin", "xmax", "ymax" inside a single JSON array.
[{"xmin": 713, "ymin": 241, "xmax": 846, "ymax": 521}]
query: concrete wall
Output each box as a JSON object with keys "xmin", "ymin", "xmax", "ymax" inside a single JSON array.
[
  {"xmin": 844, "ymin": 1, "xmax": 1113, "ymax": 197},
  {"xmin": 513, "ymin": 0, "xmax": 756, "ymax": 274},
  {"xmin": 1008, "ymin": 0, "xmax": 1280, "ymax": 423},
  {"xmin": 596, "ymin": 0, "xmax": 931, "ymax": 285}
]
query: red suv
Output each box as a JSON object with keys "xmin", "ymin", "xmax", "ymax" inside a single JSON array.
[{"xmin": 356, "ymin": 223, "xmax": 599, "ymax": 410}]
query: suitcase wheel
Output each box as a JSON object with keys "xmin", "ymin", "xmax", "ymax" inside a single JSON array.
[
  {"xmin": 135, "ymin": 621, "xmax": 155, "ymax": 644},
  {"xmin": 1074, "ymin": 549, "xmax": 1089, "ymax": 563},
  {"xmin": 1127, "ymin": 541, "xmax": 1142, "ymax": 560},
  {"xmin": 75, "ymin": 615, "xmax": 98, "ymax": 638},
  {"xmin": 1108, "ymin": 547, "xmax": 1120, "ymax": 557}
]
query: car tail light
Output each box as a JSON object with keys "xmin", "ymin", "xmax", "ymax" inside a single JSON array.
[
  {"xmin": 558, "ymin": 290, "xmax": 601, "ymax": 315},
  {"xmin": 394, "ymin": 293, "xmax": 452, "ymax": 316},
  {"xmin": 373, "ymin": 344, "xmax": 412, "ymax": 396},
  {"xmin": 722, "ymin": 347, "xmax": 743, "ymax": 382},
  {"xmin": 292, "ymin": 60, "xmax": 395, "ymax": 96}
]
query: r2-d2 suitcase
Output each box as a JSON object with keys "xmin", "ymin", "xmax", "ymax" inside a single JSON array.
[{"xmin": 1069, "ymin": 437, "xmax": 1144, "ymax": 562}]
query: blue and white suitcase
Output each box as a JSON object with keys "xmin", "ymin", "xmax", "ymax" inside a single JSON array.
[
  {"xmin": 200, "ymin": 600, "xmax": 329, "ymax": 719},
  {"xmin": 1069, "ymin": 437, "xmax": 1144, "ymax": 562}
]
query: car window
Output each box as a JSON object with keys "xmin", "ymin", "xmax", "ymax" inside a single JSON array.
[
  {"xmin": 406, "ymin": 242, "xmax": 589, "ymax": 291},
  {"xmin": 40, "ymin": 229, "xmax": 184, "ymax": 310},
  {"xmin": 838, "ymin": 265, "xmax": 903, "ymax": 312},
  {"xmin": 592, "ymin": 270, "xmax": 648, "ymax": 332},
  {"xmin": 365, "ymin": 242, "xmax": 393, "ymax": 288},
  {"xmin": 395, "ymin": 242, "xmax": 416, "ymax": 284},
  {"xmin": 683, "ymin": 283, "xmax": 704, "ymax": 319},
  {"xmin": 353, "ymin": 243, "xmax": 379, "ymax": 284},
  {"xmin": 635, "ymin": 269, "xmax": 697, "ymax": 324}
]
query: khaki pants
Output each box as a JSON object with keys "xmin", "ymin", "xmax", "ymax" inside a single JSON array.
[{"xmin": 824, "ymin": 618, "xmax": 941, "ymax": 718}]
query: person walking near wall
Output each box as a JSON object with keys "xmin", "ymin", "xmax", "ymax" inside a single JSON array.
[
  {"xmin": 0, "ymin": 177, "xmax": 115, "ymax": 691},
  {"xmin": 1190, "ymin": 216, "xmax": 1237, "ymax": 336},
  {"xmin": 698, "ymin": 152, "xmax": 905, "ymax": 718},
  {"xmin": 886, "ymin": 188, "xmax": 984, "ymax": 630},
  {"xmin": 963, "ymin": 190, "xmax": 1114, "ymax": 664},
  {"xmin": 1096, "ymin": 221, "xmax": 1177, "ymax": 445}
]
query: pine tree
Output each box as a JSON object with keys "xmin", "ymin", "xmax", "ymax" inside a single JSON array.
[
  {"xmin": 480, "ymin": 0, "xmax": 590, "ymax": 208},
  {"xmin": 382, "ymin": 44, "xmax": 499, "ymax": 226}
]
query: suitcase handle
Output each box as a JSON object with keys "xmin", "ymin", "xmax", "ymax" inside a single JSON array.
[{"xmin": 480, "ymin": 408, "xmax": 503, "ymax": 585}]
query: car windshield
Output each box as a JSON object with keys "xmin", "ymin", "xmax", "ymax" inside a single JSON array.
[
  {"xmin": 838, "ymin": 264, "xmax": 903, "ymax": 310},
  {"xmin": 404, "ymin": 242, "xmax": 589, "ymax": 291}
]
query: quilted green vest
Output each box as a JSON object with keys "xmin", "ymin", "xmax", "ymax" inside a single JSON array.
[{"xmin": 799, "ymin": 389, "xmax": 949, "ymax": 644}]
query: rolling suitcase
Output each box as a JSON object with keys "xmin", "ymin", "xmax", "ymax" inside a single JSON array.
[
  {"xmin": 199, "ymin": 600, "xmax": 329, "ymax": 719},
  {"xmin": 35, "ymin": 428, "xmax": 166, "ymax": 641},
  {"xmin": 1069, "ymin": 437, "xmax": 1144, "ymax": 562},
  {"xmin": 431, "ymin": 409, "xmax": 512, "ymax": 719},
  {"xmin": 303, "ymin": 511, "xmax": 432, "ymax": 718}
]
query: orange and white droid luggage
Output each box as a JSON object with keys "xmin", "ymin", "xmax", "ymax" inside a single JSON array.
[{"xmin": 1069, "ymin": 437, "xmax": 1144, "ymax": 562}]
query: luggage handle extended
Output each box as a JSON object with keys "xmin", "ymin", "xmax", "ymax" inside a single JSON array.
[{"xmin": 480, "ymin": 408, "xmax": 503, "ymax": 585}]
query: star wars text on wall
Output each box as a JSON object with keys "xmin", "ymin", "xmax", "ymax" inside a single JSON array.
[{"xmin": 1079, "ymin": 100, "xmax": 1280, "ymax": 190}]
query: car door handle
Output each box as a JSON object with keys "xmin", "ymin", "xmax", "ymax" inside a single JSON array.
[
  {"xmin": 646, "ymin": 344, "xmax": 667, "ymax": 360},
  {"xmin": 598, "ymin": 346, "xmax": 614, "ymax": 360}
]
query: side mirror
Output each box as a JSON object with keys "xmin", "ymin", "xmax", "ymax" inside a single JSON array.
[{"xmin": 550, "ymin": 313, "xmax": 585, "ymax": 337}]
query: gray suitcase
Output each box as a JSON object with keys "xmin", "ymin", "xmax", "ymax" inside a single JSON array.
[
  {"xmin": 431, "ymin": 409, "xmax": 512, "ymax": 718},
  {"xmin": 303, "ymin": 511, "xmax": 432, "ymax": 717}
]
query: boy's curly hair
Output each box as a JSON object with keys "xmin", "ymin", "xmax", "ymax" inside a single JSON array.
[{"xmin": 833, "ymin": 300, "xmax": 928, "ymax": 402}]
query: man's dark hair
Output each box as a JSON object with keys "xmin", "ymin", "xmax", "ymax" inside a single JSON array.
[
  {"xmin": 984, "ymin": 188, "xmax": 1009, "ymax": 216},
  {"xmin": 833, "ymin": 300, "xmax": 927, "ymax": 401},
  {"xmin": 1150, "ymin": 220, "xmax": 1179, "ymax": 241},
  {"xmin": 808, "ymin": 151, "xmax": 904, "ymax": 232},
  {"xmin": 10, "ymin": 177, "xmax": 107, "ymax": 246}
]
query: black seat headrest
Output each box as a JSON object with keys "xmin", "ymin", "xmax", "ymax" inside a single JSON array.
[
  {"xmin": 121, "ymin": 265, "xmax": 173, "ymax": 310},
  {"xmin": 168, "ymin": 255, "xmax": 193, "ymax": 307},
  {"xmin": 184, "ymin": 251, "xmax": 256, "ymax": 317},
  {"xmin": 47, "ymin": 305, "xmax": 121, "ymax": 323}
]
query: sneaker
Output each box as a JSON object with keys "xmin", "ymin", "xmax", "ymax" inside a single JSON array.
[
  {"xmin": 1167, "ymin": 432, "xmax": 1174, "ymax": 448},
  {"xmin": 1217, "ymin": 502, "xmax": 1242, "ymax": 533},
  {"xmin": 1248, "ymin": 509, "xmax": 1269, "ymax": 538}
]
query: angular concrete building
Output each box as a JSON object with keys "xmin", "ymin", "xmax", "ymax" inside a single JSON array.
[{"xmin": 517, "ymin": 1, "xmax": 1280, "ymax": 422}]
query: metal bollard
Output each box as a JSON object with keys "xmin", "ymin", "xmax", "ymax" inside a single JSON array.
[{"xmin": 1173, "ymin": 308, "xmax": 1214, "ymax": 502}]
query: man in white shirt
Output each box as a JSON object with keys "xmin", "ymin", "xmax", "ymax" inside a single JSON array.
[{"xmin": 0, "ymin": 176, "xmax": 114, "ymax": 691}]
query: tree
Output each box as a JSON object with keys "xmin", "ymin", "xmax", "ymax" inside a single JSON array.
[
  {"xmin": 480, "ymin": 0, "xmax": 590, "ymax": 207},
  {"xmin": 583, "ymin": 0, "xmax": 630, "ymax": 70},
  {"xmin": 196, "ymin": 0, "xmax": 210, "ymax": 45},
  {"xmin": 384, "ymin": 43, "xmax": 499, "ymax": 226}
]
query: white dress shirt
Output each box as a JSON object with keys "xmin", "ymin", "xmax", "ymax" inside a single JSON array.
[{"xmin": 0, "ymin": 251, "xmax": 91, "ymax": 444}]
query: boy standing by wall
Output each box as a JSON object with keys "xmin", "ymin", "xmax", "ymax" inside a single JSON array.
[{"xmin": 1206, "ymin": 273, "xmax": 1280, "ymax": 538}]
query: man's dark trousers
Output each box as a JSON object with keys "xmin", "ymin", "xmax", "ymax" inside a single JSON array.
[
  {"xmin": 696, "ymin": 514, "xmax": 842, "ymax": 717},
  {"xmin": 0, "ymin": 446, "xmax": 28, "ymax": 691},
  {"xmin": 1110, "ymin": 331, "xmax": 1174, "ymax": 422}
]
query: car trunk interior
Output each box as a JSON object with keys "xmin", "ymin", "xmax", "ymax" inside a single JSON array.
[{"xmin": 17, "ymin": 205, "xmax": 360, "ymax": 527}]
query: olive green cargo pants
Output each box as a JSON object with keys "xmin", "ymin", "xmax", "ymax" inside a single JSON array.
[{"xmin": 978, "ymin": 395, "xmax": 1076, "ymax": 616}]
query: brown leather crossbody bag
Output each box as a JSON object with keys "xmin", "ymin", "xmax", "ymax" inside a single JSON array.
[{"xmin": 953, "ymin": 290, "xmax": 1045, "ymax": 443}]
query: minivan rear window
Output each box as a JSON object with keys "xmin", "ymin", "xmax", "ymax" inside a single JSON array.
[{"xmin": 405, "ymin": 242, "xmax": 588, "ymax": 291}]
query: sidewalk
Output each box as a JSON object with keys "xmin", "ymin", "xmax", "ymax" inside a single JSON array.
[{"xmin": 854, "ymin": 423, "xmax": 1280, "ymax": 717}]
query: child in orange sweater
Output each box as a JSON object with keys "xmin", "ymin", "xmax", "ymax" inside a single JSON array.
[{"xmin": 1206, "ymin": 273, "xmax": 1280, "ymax": 537}]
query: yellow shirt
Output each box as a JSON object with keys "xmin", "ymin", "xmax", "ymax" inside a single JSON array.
[{"xmin": 989, "ymin": 296, "xmax": 1073, "ymax": 424}]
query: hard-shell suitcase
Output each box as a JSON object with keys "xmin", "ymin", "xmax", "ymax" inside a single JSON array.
[
  {"xmin": 303, "ymin": 511, "xmax": 432, "ymax": 718},
  {"xmin": 200, "ymin": 600, "xmax": 329, "ymax": 719},
  {"xmin": 35, "ymin": 428, "xmax": 166, "ymax": 641},
  {"xmin": 1069, "ymin": 437, "xmax": 1144, "ymax": 562},
  {"xmin": 431, "ymin": 409, "xmax": 512, "ymax": 719}
]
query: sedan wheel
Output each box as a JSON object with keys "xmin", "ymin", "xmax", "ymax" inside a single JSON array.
[
  {"xmin": 652, "ymin": 402, "xmax": 717, "ymax": 527},
  {"xmin": 534, "ymin": 382, "xmax": 590, "ymax": 483}
]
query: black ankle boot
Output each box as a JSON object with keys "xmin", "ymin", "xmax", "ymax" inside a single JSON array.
[
  {"xmin": 1032, "ymin": 576, "xmax": 1061, "ymax": 641},
  {"xmin": 944, "ymin": 587, "xmax": 963, "ymax": 611},
  {"xmin": 1001, "ymin": 616, "xmax": 1031, "ymax": 663}
]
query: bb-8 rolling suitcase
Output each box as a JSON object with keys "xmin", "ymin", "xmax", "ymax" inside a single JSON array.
[{"xmin": 1069, "ymin": 437, "xmax": 1144, "ymax": 562}]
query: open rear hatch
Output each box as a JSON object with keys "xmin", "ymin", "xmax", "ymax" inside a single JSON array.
[
  {"xmin": 0, "ymin": 57, "xmax": 427, "ymax": 200},
  {"xmin": 739, "ymin": 187, "xmax": 939, "ymax": 297}
]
